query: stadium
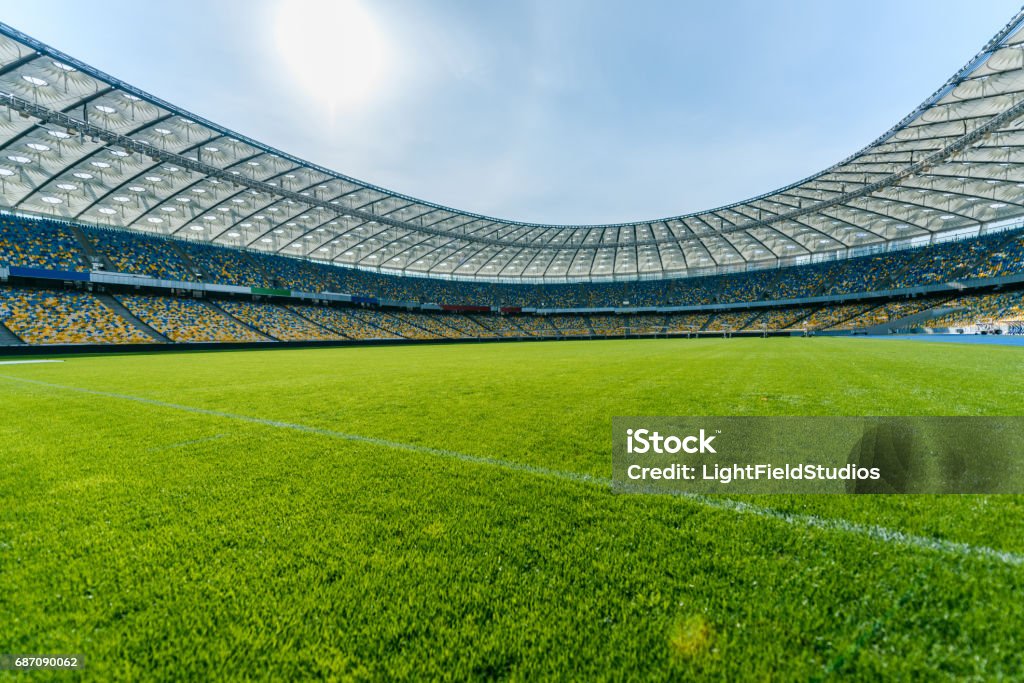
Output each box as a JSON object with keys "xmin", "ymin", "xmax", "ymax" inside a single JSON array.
[{"xmin": 1, "ymin": 2, "xmax": 1023, "ymax": 680}]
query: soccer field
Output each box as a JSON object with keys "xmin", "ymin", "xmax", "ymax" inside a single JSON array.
[{"xmin": 1, "ymin": 338, "xmax": 1022, "ymax": 680}]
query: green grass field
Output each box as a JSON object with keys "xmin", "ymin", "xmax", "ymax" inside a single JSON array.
[{"xmin": 1, "ymin": 338, "xmax": 1023, "ymax": 680}]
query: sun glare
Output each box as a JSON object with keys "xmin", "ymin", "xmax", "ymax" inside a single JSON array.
[{"xmin": 272, "ymin": 0, "xmax": 392, "ymax": 114}]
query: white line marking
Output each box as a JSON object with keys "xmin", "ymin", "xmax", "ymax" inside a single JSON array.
[
  {"xmin": 2, "ymin": 373, "xmax": 1022, "ymax": 567},
  {"xmin": 0, "ymin": 359, "xmax": 64, "ymax": 365}
]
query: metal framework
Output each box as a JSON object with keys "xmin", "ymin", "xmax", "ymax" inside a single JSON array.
[{"xmin": 2, "ymin": 10, "xmax": 1024, "ymax": 283}]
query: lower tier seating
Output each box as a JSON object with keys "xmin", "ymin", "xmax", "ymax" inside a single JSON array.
[
  {"xmin": 663, "ymin": 313, "xmax": 708, "ymax": 333},
  {"xmin": 926, "ymin": 292, "xmax": 1024, "ymax": 328},
  {"xmin": 354, "ymin": 309, "xmax": 434, "ymax": 340},
  {"xmin": 117, "ymin": 294, "xmax": 266, "ymax": 343},
  {"xmin": 589, "ymin": 315, "xmax": 631, "ymax": 335},
  {"xmin": 550, "ymin": 314, "xmax": 591, "ymax": 337},
  {"xmin": 216, "ymin": 300, "xmax": 344, "ymax": 341},
  {"xmin": 1, "ymin": 284, "xmax": 1022, "ymax": 345},
  {"xmin": 0, "ymin": 287, "xmax": 150, "ymax": 344},
  {"xmin": 464, "ymin": 314, "xmax": 525, "ymax": 338},
  {"xmin": 507, "ymin": 316, "xmax": 560, "ymax": 337},
  {"xmin": 705, "ymin": 310, "xmax": 760, "ymax": 331},
  {"xmin": 751, "ymin": 307, "xmax": 814, "ymax": 330},
  {"xmin": 286, "ymin": 305, "xmax": 400, "ymax": 340},
  {"xmin": 840, "ymin": 299, "xmax": 945, "ymax": 329},
  {"xmin": 432, "ymin": 314, "xmax": 500, "ymax": 338},
  {"xmin": 787, "ymin": 302, "xmax": 877, "ymax": 331},
  {"xmin": 391, "ymin": 311, "xmax": 475, "ymax": 339}
]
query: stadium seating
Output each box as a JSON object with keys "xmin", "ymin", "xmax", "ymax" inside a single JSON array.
[
  {"xmin": 1000, "ymin": 295, "xmax": 1024, "ymax": 321},
  {"xmin": 117, "ymin": 294, "xmax": 266, "ymax": 343},
  {"xmin": 822, "ymin": 252, "xmax": 907, "ymax": 295},
  {"xmin": 90, "ymin": 229, "xmax": 197, "ymax": 282},
  {"xmin": 430, "ymin": 314, "xmax": 500, "ymax": 338},
  {"xmin": 0, "ymin": 215, "xmax": 88, "ymax": 272},
  {"xmin": 926, "ymin": 292, "xmax": 1024, "ymax": 328},
  {"xmin": 248, "ymin": 252, "xmax": 350, "ymax": 293},
  {"xmin": 465, "ymin": 314, "xmax": 526, "ymax": 338},
  {"xmin": 2, "ymin": 282, "xmax": 1022, "ymax": 346},
  {"xmin": 624, "ymin": 314, "xmax": 663, "ymax": 334},
  {"xmin": 963, "ymin": 232, "xmax": 1024, "ymax": 280},
  {"xmin": 390, "ymin": 311, "xmax": 473, "ymax": 339},
  {"xmin": 0, "ymin": 286, "xmax": 150, "ymax": 344},
  {"xmin": 547, "ymin": 314, "xmax": 591, "ymax": 337},
  {"xmin": 216, "ymin": 300, "xmax": 344, "ymax": 341},
  {"xmin": 178, "ymin": 242, "xmax": 272, "ymax": 288},
  {"xmin": 7, "ymin": 211, "xmax": 1024, "ymax": 309},
  {"xmin": 350, "ymin": 309, "xmax": 435, "ymax": 339},
  {"xmin": 286, "ymin": 304, "xmax": 400, "ymax": 339},
  {"xmin": 712, "ymin": 269, "xmax": 778, "ymax": 303},
  {"xmin": 3, "ymin": 211, "xmax": 1024, "ymax": 346},
  {"xmin": 751, "ymin": 307, "xmax": 814, "ymax": 330},
  {"xmin": 663, "ymin": 313, "xmax": 709, "ymax": 333},
  {"xmin": 840, "ymin": 299, "xmax": 944, "ymax": 329},
  {"xmin": 508, "ymin": 315, "xmax": 560, "ymax": 337},
  {"xmin": 771, "ymin": 262, "xmax": 833, "ymax": 300},
  {"xmin": 892, "ymin": 242, "xmax": 966, "ymax": 288},
  {"xmin": 705, "ymin": 310, "xmax": 760, "ymax": 331},
  {"xmin": 789, "ymin": 302, "xmax": 877, "ymax": 331},
  {"xmin": 589, "ymin": 314, "xmax": 630, "ymax": 336}
]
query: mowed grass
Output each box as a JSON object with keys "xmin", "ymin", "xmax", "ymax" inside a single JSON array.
[{"xmin": 1, "ymin": 337, "xmax": 1023, "ymax": 680}]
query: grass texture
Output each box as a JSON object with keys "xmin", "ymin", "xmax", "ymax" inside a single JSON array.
[{"xmin": 1, "ymin": 337, "xmax": 1022, "ymax": 680}]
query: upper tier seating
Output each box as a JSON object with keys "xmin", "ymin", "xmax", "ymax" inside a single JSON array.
[
  {"xmin": 249, "ymin": 252, "xmax": 347, "ymax": 292},
  {"xmin": 4, "ymin": 212, "xmax": 1024, "ymax": 310},
  {"xmin": 90, "ymin": 229, "xmax": 197, "ymax": 282},
  {"xmin": 0, "ymin": 216, "xmax": 88, "ymax": 272},
  {"xmin": 178, "ymin": 241, "xmax": 271, "ymax": 288},
  {"xmin": 964, "ymin": 232, "xmax": 1024, "ymax": 280},
  {"xmin": 824, "ymin": 252, "xmax": 912, "ymax": 295}
]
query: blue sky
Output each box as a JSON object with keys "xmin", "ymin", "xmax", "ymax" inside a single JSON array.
[{"xmin": 0, "ymin": 0, "xmax": 1019, "ymax": 224}]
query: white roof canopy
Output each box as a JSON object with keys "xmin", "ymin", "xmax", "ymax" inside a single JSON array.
[{"xmin": 2, "ymin": 11, "xmax": 1024, "ymax": 282}]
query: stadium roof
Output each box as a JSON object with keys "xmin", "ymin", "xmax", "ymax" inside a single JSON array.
[{"xmin": 2, "ymin": 12, "xmax": 1024, "ymax": 283}]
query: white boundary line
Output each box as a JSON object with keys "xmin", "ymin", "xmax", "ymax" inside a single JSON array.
[
  {"xmin": 2, "ymin": 373, "xmax": 1022, "ymax": 568},
  {"xmin": 0, "ymin": 359, "xmax": 64, "ymax": 365}
]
